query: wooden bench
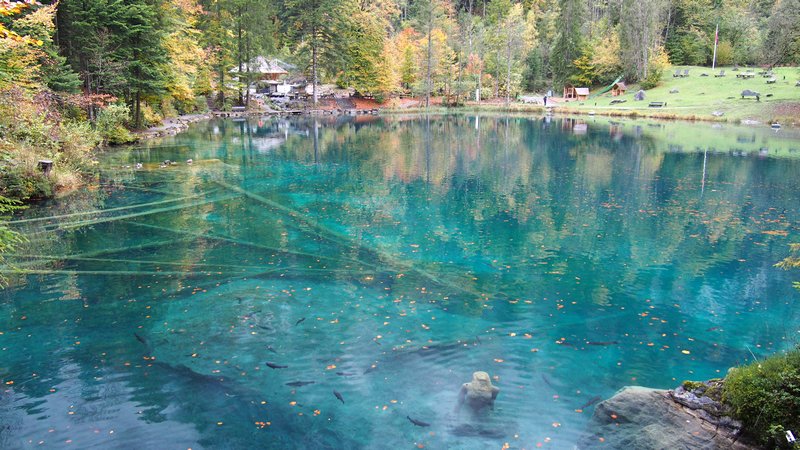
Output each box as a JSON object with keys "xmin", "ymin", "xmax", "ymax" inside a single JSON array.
[
  {"xmin": 609, "ymin": 99, "xmax": 626, "ymax": 105},
  {"xmin": 231, "ymin": 106, "xmax": 246, "ymax": 113},
  {"xmin": 736, "ymin": 73, "xmax": 755, "ymax": 79},
  {"xmin": 648, "ymin": 101, "xmax": 666, "ymax": 108}
]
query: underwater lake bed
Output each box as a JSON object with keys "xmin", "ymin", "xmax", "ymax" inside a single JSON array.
[{"xmin": 2, "ymin": 115, "xmax": 799, "ymax": 449}]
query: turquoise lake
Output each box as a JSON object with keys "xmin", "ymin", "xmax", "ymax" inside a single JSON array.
[{"xmin": 1, "ymin": 114, "xmax": 799, "ymax": 449}]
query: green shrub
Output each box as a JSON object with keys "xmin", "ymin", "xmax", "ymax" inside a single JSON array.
[
  {"xmin": 161, "ymin": 97, "xmax": 178, "ymax": 119},
  {"xmin": 0, "ymin": 164, "xmax": 52, "ymax": 199},
  {"xmin": 194, "ymin": 95, "xmax": 209, "ymax": 113},
  {"xmin": 96, "ymin": 104, "xmax": 136, "ymax": 145},
  {"xmin": 723, "ymin": 348, "xmax": 800, "ymax": 447},
  {"xmin": 141, "ymin": 103, "xmax": 162, "ymax": 128},
  {"xmin": 640, "ymin": 68, "xmax": 663, "ymax": 90}
]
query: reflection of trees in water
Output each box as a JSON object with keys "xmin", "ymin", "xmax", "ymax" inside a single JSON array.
[
  {"xmin": 14, "ymin": 116, "xmax": 800, "ymax": 320},
  {"xmin": 256, "ymin": 116, "xmax": 800, "ymax": 324}
]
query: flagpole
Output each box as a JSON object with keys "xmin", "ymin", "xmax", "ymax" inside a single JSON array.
[{"xmin": 712, "ymin": 23, "xmax": 719, "ymax": 69}]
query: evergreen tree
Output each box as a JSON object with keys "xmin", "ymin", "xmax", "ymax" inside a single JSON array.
[
  {"xmin": 118, "ymin": 1, "xmax": 168, "ymax": 128},
  {"xmin": 282, "ymin": 0, "xmax": 351, "ymax": 105},
  {"xmin": 550, "ymin": 0, "xmax": 584, "ymax": 87}
]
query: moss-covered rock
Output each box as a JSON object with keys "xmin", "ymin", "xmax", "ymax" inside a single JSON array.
[{"xmin": 723, "ymin": 348, "xmax": 800, "ymax": 448}]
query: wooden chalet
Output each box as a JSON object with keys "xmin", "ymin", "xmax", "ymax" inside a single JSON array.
[
  {"xmin": 563, "ymin": 84, "xmax": 590, "ymax": 101},
  {"xmin": 611, "ymin": 82, "xmax": 627, "ymax": 97}
]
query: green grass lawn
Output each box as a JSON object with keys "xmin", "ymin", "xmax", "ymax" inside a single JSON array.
[{"xmin": 561, "ymin": 65, "xmax": 800, "ymax": 124}]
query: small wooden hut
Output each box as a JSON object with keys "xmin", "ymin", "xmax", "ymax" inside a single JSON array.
[
  {"xmin": 564, "ymin": 84, "xmax": 590, "ymax": 101},
  {"xmin": 611, "ymin": 82, "xmax": 627, "ymax": 97},
  {"xmin": 563, "ymin": 83, "xmax": 577, "ymax": 100}
]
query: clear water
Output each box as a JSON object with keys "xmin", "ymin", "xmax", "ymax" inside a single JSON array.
[{"xmin": 2, "ymin": 115, "xmax": 799, "ymax": 449}]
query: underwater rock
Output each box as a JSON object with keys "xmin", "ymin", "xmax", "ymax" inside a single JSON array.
[
  {"xmin": 577, "ymin": 385, "xmax": 757, "ymax": 450},
  {"xmin": 455, "ymin": 371, "xmax": 499, "ymax": 413}
]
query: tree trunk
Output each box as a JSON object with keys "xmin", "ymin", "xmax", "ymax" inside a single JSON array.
[
  {"xmin": 312, "ymin": 28, "xmax": 318, "ymax": 107},
  {"xmin": 425, "ymin": 19, "xmax": 432, "ymax": 109},
  {"xmin": 237, "ymin": 8, "xmax": 243, "ymax": 105},
  {"xmin": 245, "ymin": 34, "xmax": 251, "ymax": 108},
  {"xmin": 216, "ymin": 1, "xmax": 224, "ymax": 108},
  {"xmin": 135, "ymin": 90, "xmax": 141, "ymax": 129},
  {"xmin": 506, "ymin": 30, "xmax": 512, "ymax": 106}
]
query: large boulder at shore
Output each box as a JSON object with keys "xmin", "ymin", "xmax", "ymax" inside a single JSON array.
[{"xmin": 577, "ymin": 385, "xmax": 759, "ymax": 449}]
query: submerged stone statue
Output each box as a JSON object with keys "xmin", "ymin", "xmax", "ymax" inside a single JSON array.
[{"xmin": 455, "ymin": 371, "xmax": 500, "ymax": 413}]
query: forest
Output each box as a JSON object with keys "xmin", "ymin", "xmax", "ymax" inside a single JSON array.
[
  {"xmin": 0, "ymin": 0, "xmax": 799, "ymax": 200},
  {"xmin": 4, "ymin": 0, "xmax": 800, "ymax": 115}
]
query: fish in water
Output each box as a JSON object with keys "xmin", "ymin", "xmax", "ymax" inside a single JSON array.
[
  {"xmin": 295, "ymin": 317, "xmax": 306, "ymax": 326},
  {"xmin": 286, "ymin": 381, "xmax": 315, "ymax": 387},
  {"xmin": 541, "ymin": 374, "xmax": 556, "ymax": 389},
  {"xmin": 707, "ymin": 326, "xmax": 720, "ymax": 332},
  {"xmin": 407, "ymin": 416, "xmax": 430, "ymax": 427},
  {"xmin": 450, "ymin": 424, "xmax": 505, "ymax": 439},
  {"xmin": 333, "ymin": 390, "xmax": 345, "ymax": 404},
  {"xmin": 336, "ymin": 371, "xmax": 356, "ymax": 377},
  {"xmin": 585, "ymin": 341, "xmax": 619, "ymax": 346},
  {"xmin": 266, "ymin": 362, "xmax": 288, "ymax": 369},
  {"xmin": 363, "ymin": 364, "xmax": 378, "ymax": 374},
  {"xmin": 134, "ymin": 332, "xmax": 147, "ymax": 345},
  {"xmin": 579, "ymin": 395, "xmax": 603, "ymax": 410},
  {"xmin": 266, "ymin": 346, "xmax": 278, "ymax": 354}
]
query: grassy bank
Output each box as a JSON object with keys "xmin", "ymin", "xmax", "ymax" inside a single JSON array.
[
  {"xmin": 563, "ymin": 65, "xmax": 800, "ymax": 124},
  {"xmin": 0, "ymin": 89, "xmax": 102, "ymax": 201},
  {"xmin": 382, "ymin": 65, "xmax": 800, "ymax": 126}
]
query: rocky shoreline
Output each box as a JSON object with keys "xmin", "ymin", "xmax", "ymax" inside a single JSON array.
[
  {"xmin": 133, "ymin": 113, "xmax": 214, "ymax": 140},
  {"xmin": 577, "ymin": 381, "xmax": 759, "ymax": 449}
]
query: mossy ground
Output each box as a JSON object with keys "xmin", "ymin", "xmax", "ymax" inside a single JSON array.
[{"xmin": 722, "ymin": 348, "xmax": 800, "ymax": 448}]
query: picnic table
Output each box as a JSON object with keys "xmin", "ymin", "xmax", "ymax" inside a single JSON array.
[
  {"xmin": 736, "ymin": 73, "xmax": 755, "ymax": 79},
  {"xmin": 741, "ymin": 90, "xmax": 760, "ymax": 101},
  {"xmin": 648, "ymin": 101, "xmax": 666, "ymax": 108}
]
